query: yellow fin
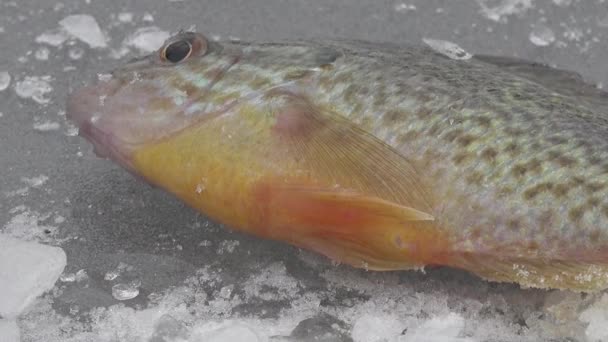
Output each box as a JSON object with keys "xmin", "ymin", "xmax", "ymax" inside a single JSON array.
[
  {"xmin": 450, "ymin": 253, "xmax": 608, "ymax": 292},
  {"xmin": 257, "ymin": 185, "xmax": 445, "ymax": 270}
]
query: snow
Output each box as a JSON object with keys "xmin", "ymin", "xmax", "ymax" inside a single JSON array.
[
  {"xmin": 0, "ymin": 320, "xmax": 20, "ymax": 342},
  {"xmin": 579, "ymin": 294, "xmax": 608, "ymax": 342},
  {"xmin": 0, "ymin": 234, "xmax": 66, "ymax": 318},
  {"xmin": 124, "ymin": 26, "xmax": 171, "ymax": 53},
  {"xmin": 2, "ymin": 206, "xmax": 70, "ymax": 245},
  {"xmin": 59, "ymin": 14, "xmax": 108, "ymax": 48},
  {"xmin": 14, "ymin": 76, "xmax": 53, "ymax": 105},
  {"xmin": 422, "ymin": 38, "xmax": 473, "ymax": 60},
  {"xmin": 351, "ymin": 313, "xmax": 404, "ymax": 342},
  {"xmin": 189, "ymin": 321, "xmax": 262, "ymax": 342},
  {"xmin": 403, "ymin": 313, "xmax": 473, "ymax": 342}
]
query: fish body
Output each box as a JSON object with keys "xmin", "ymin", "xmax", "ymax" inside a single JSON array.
[{"xmin": 67, "ymin": 32, "xmax": 608, "ymax": 291}]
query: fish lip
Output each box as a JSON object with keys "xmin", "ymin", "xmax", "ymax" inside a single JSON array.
[{"xmin": 66, "ymin": 81, "xmax": 138, "ymax": 172}]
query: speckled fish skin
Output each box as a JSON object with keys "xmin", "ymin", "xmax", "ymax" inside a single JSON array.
[{"xmin": 67, "ymin": 32, "xmax": 608, "ymax": 291}]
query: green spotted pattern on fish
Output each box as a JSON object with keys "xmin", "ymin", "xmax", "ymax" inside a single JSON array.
[{"xmin": 67, "ymin": 32, "xmax": 608, "ymax": 291}]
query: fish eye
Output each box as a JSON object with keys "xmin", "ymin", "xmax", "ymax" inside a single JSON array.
[{"xmin": 161, "ymin": 40, "xmax": 193, "ymax": 63}]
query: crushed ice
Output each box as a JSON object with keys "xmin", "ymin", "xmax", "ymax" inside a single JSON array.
[
  {"xmin": 14, "ymin": 76, "xmax": 53, "ymax": 105},
  {"xmin": 123, "ymin": 26, "xmax": 170, "ymax": 53},
  {"xmin": 476, "ymin": 0, "xmax": 534, "ymax": 22},
  {"xmin": 59, "ymin": 14, "xmax": 108, "ymax": 48},
  {"xmin": 529, "ymin": 23, "xmax": 556, "ymax": 46}
]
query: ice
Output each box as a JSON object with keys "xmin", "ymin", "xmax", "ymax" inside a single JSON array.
[
  {"xmin": 0, "ymin": 71, "xmax": 11, "ymax": 91},
  {"xmin": 34, "ymin": 46, "xmax": 50, "ymax": 60},
  {"xmin": 351, "ymin": 313, "xmax": 404, "ymax": 342},
  {"xmin": 20, "ymin": 175, "xmax": 48, "ymax": 188},
  {"xmin": 68, "ymin": 47, "xmax": 85, "ymax": 60},
  {"xmin": 0, "ymin": 320, "xmax": 20, "ymax": 342},
  {"xmin": 3, "ymin": 206, "xmax": 60, "ymax": 243},
  {"xmin": 0, "ymin": 234, "xmax": 66, "ymax": 318},
  {"xmin": 394, "ymin": 3, "xmax": 417, "ymax": 13},
  {"xmin": 189, "ymin": 321, "xmax": 261, "ymax": 342},
  {"xmin": 142, "ymin": 13, "xmax": 155, "ymax": 22},
  {"xmin": 35, "ymin": 28, "xmax": 70, "ymax": 47},
  {"xmin": 422, "ymin": 38, "xmax": 473, "ymax": 60},
  {"xmin": 111, "ymin": 281, "xmax": 141, "ymax": 301},
  {"xmin": 14, "ymin": 75, "xmax": 53, "ymax": 105},
  {"xmin": 118, "ymin": 12, "xmax": 134, "ymax": 23},
  {"xmin": 403, "ymin": 313, "xmax": 473, "ymax": 342},
  {"xmin": 33, "ymin": 120, "xmax": 61, "ymax": 131},
  {"xmin": 59, "ymin": 14, "xmax": 108, "ymax": 48},
  {"xmin": 476, "ymin": 0, "xmax": 534, "ymax": 22},
  {"xmin": 553, "ymin": 0, "xmax": 572, "ymax": 6},
  {"xmin": 124, "ymin": 26, "xmax": 171, "ymax": 53},
  {"xmin": 529, "ymin": 23, "xmax": 556, "ymax": 46},
  {"xmin": 216, "ymin": 240, "xmax": 240, "ymax": 254},
  {"xmin": 579, "ymin": 294, "xmax": 608, "ymax": 341}
]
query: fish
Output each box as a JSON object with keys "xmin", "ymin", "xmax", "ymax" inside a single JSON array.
[{"xmin": 66, "ymin": 31, "xmax": 608, "ymax": 292}]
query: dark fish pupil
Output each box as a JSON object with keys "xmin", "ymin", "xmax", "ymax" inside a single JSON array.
[{"xmin": 165, "ymin": 40, "xmax": 191, "ymax": 63}]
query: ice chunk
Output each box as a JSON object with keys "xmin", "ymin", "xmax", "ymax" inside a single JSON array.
[
  {"xmin": 118, "ymin": 12, "xmax": 134, "ymax": 23},
  {"xmin": 0, "ymin": 71, "xmax": 11, "ymax": 91},
  {"xmin": 20, "ymin": 175, "xmax": 48, "ymax": 188},
  {"xmin": 3, "ymin": 207, "xmax": 59, "ymax": 242},
  {"xmin": 189, "ymin": 321, "xmax": 261, "ymax": 342},
  {"xmin": 579, "ymin": 294, "xmax": 608, "ymax": 342},
  {"xmin": 351, "ymin": 313, "xmax": 404, "ymax": 342},
  {"xmin": 35, "ymin": 28, "xmax": 69, "ymax": 47},
  {"xmin": 34, "ymin": 47, "xmax": 50, "ymax": 60},
  {"xmin": 529, "ymin": 23, "xmax": 556, "ymax": 46},
  {"xmin": 0, "ymin": 235, "xmax": 66, "ymax": 318},
  {"xmin": 59, "ymin": 14, "xmax": 108, "ymax": 48},
  {"xmin": 14, "ymin": 76, "xmax": 53, "ymax": 105},
  {"xmin": 394, "ymin": 3, "xmax": 417, "ymax": 12},
  {"xmin": 476, "ymin": 0, "xmax": 533, "ymax": 22},
  {"xmin": 403, "ymin": 313, "xmax": 472, "ymax": 342},
  {"xmin": 112, "ymin": 281, "xmax": 141, "ymax": 301},
  {"xmin": 0, "ymin": 320, "xmax": 20, "ymax": 342},
  {"xmin": 124, "ymin": 26, "xmax": 170, "ymax": 53},
  {"xmin": 422, "ymin": 38, "xmax": 472, "ymax": 60},
  {"xmin": 33, "ymin": 120, "xmax": 61, "ymax": 131}
]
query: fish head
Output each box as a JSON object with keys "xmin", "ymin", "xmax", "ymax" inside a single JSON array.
[
  {"xmin": 66, "ymin": 31, "xmax": 342, "ymax": 171},
  {"xmin": 66, "ymin": 31, "xmax": 247, "ymax": 170}
]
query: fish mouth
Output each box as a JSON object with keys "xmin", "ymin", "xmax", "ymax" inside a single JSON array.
[{"xmin": 66, "ymin": 78, "xmax": 140, "ymax": 172}]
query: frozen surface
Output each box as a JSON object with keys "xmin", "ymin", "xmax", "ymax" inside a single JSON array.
[
  {"xmin": 2, "ymin": 0, "xmax": 608, "ymax": 341},
  {"xmin": 0, "ymin": 234, "xmax": 66, "ymax": 318},
  {"xmin": 0, "ymin": 320, "xmax": 20, "ymax": 342}
]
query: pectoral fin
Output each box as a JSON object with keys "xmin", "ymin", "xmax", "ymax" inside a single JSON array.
[{"xmin": 254, "ymin": 184, "xmax": 449, "ymax": 270}]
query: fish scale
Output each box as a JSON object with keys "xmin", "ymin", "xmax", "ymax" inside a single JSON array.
[{"xmin": 67, "ymin": 32, "xmax": 608, "ymax": 291}]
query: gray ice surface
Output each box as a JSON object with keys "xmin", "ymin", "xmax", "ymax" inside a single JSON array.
[{"xmin": 2, "ymin": 0, "xmax": 608, "ymax": 341}]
